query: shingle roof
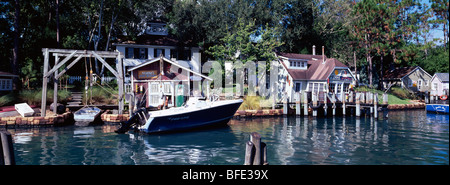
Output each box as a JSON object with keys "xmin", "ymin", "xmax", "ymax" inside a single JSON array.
[
  {"xmin": 382, "ymin": 66, "xmax": 417, "ymax": 80},
  {"xmin": 279, "ymin": 56, "xmax": 348, "ymax": 81},
  {"xmin": 435, "ymin": 73, "xmax": 449, "ymax": 82}
]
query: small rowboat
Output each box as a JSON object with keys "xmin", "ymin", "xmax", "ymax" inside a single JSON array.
[{"xmin": 74, "ymin": 106, "xmax": 103, "ymax": 126}]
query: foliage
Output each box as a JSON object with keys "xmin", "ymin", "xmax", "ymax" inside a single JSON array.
[
  {"xmin": 18, "ymin": 89, "xmax": 71, "ymax": 105},
  {"xmin": 83, "ymin": 86, "xmax": 118, "ymax": 105},
  {"xmin": 239, "ymin": 96, "xmax": 261, "ymax": 110},
  {"xmin": 0, "ymin": 0, "xmax": 447, "ymax": 92},
  {"xmin": 0, "ymin": 93, "xmax": 16, "ymax": 106}
]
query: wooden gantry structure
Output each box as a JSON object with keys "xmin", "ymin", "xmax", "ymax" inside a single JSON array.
[{"xmin": 40, "ymin": 48, "xmax": 124, "ymax": 117}]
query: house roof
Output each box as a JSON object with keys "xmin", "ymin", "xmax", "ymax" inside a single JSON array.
[
  {"xmin": 382, "ymin": 66, "xmax": 431, "ymax": 80},
  {"xmin": 434, "ymin": 73, "xmax": 449, "ymax": 83},
  {"xmin": 279, "ymin": 55, "xmax": 348, "ymax": 81},
  {"xmin": 0, "ymin": 71, "xmax": 18, "ymax": 77},
  {"xmin": 128, "ymin": 56, "xmax": 212, "ymax": 81},
  {"xmin": 277, "ymin": 52, "xmax": 325, "ymax": 61},
  {"xmin": 115, "ymin": 34, "xmax": 195, "ymax": 47}
]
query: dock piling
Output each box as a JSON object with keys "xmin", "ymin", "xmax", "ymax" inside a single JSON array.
[
  {"xmin": 1, "ymin": 131, "xmax": 15, "ymax": 165},
  {"xmin": 374, "ymin": 93, "xmax": 378, "ymax": 119},
  {"xmin": 303, "ymin": 92, "xmax": 308, "ymax": 116},
  {"xmin": 296, "ymin": 92, "xmax": 301, "ymax": 116},
  {"xmin": 355, "ymin": 93, "xmax": 361, "ymax": 117},
  {"xmin": 244, "ymin": 132, "xmax": 268, "ymax": 165}
]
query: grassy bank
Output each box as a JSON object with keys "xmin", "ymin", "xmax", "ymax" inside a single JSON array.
[
  {"xmin": 0, "ymin": 89, "xmax": 71, "ymax": 107},
  {"xmin": 355, "ymin": 86, "xmax": 413, "ymax": 104}
]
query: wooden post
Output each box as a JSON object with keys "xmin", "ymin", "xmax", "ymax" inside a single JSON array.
[
  {"xmin": 349, "ymin": 91, "xmax": 353, "ymax": 103},
  {"xmin": 382, "ymin": 93, "xmax": 388, "ymax": 105},
  {"xmin": 342, "ymin": 93, "xmax": 346, "ymax": 116},
  {"xmin": 374, "ymin": 93, "xmax": 378, "ymax": 119},
  {"xmin": 261, "ymin": 142, "xmax": 268, "ymax": 165},
  {"xmin": 244, "ymin": 141, "xmax": 255, "ymax": 165},
  {"xmin": 283, "ymin": 97, "xmax": 288, "ymax": 116},
  {"xmin": 356, "ymin": 93, "xmax": 361, "ymax": 117},
  {"xmin": 296, "ymin": 92, "xmax": 301, "ymax": 116},
  {"xmin": 312, "ymin": 92, "xmax": 317, "ymax": 117},
  {"xmin": 250, "ymin": 132, "xmax": 262, "ymax": 165},
  {"xmin": 53, "ymin": 54, "xmax": 59, "ymax": 114},
  {"xmin": 323, "ymin": 94, "xmax": 328, "ymax": 116},
  {"xmin": 332, "ymin": 93, "xmax": 336, "ymax": 116},
  {"xmin": 1, "ymin": 131, "xmax": 15, "ymax": 165},
  {"xmin": 117, "ymin": 53, "xmax": 124, "ymax": 114},
  {"xmin": 303, "ymin": 91, "xmax": 308, "ymax": 116},
  {"xmin": 41, "ymin": 48, "xmax": 49, "ymax": 117}
]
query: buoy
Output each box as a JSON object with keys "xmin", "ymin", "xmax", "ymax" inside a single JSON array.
[{"xmin": 440, "ymin": 95, "xmax": 447, "ymax": 101}]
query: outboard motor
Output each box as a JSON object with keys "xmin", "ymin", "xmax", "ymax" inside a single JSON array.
[{"xmin": 114, "ymin": 108, "xmax": 149, "ymax": 134}]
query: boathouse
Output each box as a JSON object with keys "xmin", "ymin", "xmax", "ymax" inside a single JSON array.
[
  {"xmin": 127, "ymin": 56, "xmax": 211, "ymax": 108},
  {"xmin": 430, "ymin": 73, "xmax": 449, "ymax": 96},
  {"xmin": 276, "ymin": 46, "xmax": 357, "ymax": 102},
  {"xmin": 113, "ymin": 22, "xmax": 203, "ymax": 82},
  {"xmin": 381, "ymin": 66, "xmax": 432, "ymax": 93}
]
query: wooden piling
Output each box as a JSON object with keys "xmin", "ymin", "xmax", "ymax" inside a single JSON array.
[
  {"xmin": 283, "ymin": 98, "xmax": 288, "ymax": 116},
  {"xmin": 303, "ymin": 92, "xmax": 308, "ymax": 116},
  {"xmin": 355, "ymin": 93, "xmax": 361, "ymax": 117},
  {"xmin": 250, "ymin": 132, "xmax": 262, "ymax": 165},
  {"xmin": 244, "ymin": 141, "xmax": 255, "ymax": 165},
  {"xmin": 312, "ymin": 92, "xmax": 318, "ymax": 117},
  {"xmin": 244, "ymin": 132, "xmax": 267, "ymax": 165},
  {"xmin": 1, "ymin": 131, "xmax": 15, "ymax": 165},
  {"xmin": 374, "ymin": 93, "xmax": 378, "ymax": 119},
  {"xmin": 332, "ymin": 93, "xmax": 336, "ymax": 116},
  {"xmin": 296, "ymin": 92, "xmax": 301, "ymax": 116}
]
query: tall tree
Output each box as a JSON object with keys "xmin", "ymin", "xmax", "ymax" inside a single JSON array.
[{"xmin": 430, "ymin": 0, "xmax": 449, "ymax": 48}]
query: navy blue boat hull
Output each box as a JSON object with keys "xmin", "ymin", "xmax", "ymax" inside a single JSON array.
[
  {"xmin": 426, "ymin": 104, "xmax": 449, "ymax": 114},
  {"xmin": 141, "ymin": 100, "xmax": 242, "ymax": 133}
]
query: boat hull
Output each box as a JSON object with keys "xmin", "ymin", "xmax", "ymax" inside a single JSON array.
[
  {"xmin": 426, "ymin": 104, "xmax": 449, "ymax": 114},
  {"xmin": 140, "ymin": 100, "xmax": 242, "ymax": 133},
  {"xmin": 74, "ymin": 107, "xmax": 103, "ymax": 126}
]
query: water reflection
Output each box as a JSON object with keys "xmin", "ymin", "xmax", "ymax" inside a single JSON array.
[{"xmin": 8, "ymin": 110, "xmax": 449, "ymax": 165}]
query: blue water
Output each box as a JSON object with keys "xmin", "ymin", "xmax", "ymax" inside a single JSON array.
[{"xmin": 8, "ymin": 110, "xmax": 449, "ymax": 165}]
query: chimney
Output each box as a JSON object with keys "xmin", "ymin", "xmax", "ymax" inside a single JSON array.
[
  {"xmin": 322, "ymin": 46, "xmax": 325, "ymax": 64},
  {"xmin": 312, "ymin": 45, "xmax": 316, "ymax": 55}
]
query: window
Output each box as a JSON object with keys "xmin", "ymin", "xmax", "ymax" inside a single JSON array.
[
  {"xmin": 418, "ymin": 79, "xmax": 423, "ymax": 90},
  {"xmin": 170, "ymin": 49, "xmax": 191, "ymax": 60},
  {"xmin": 154, "ymin": 48, "xmax": 165, "ymax": 58},
  {"xmin": 295, "ymin": 82, "xmax": 301, "ymax": 92},
  {"xmin": 125, "ymin": 47, "xmax": 134, "ymax": 59},
  {"xmin": 308, "ymin": 82, "xmax": 324, "ymax": 94},
  {"xmin": 134, "ymin": 48, "xmax": 148, "ymax": 59},
  {"xmin": 433, "ymin": 83, "xmax": 438, "ymax": 90},
  {"xmin": 0, "ymin": 79, "xmax": 12, "ymax": 91}
]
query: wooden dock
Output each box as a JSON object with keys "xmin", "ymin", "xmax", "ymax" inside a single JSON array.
[{"xmin": 281, "ymin": 91, "xmax": 389, "ymax": 119}]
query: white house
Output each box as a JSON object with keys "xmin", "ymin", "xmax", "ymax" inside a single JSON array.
[
  {"xmin": 430, "ymin": 73, "xmax": 449, "ymax": 96},
  {"xmin": 113, "ymin": 22, "xmax": 202, "ymax": 88},
  {"xmin": 276, "ymin": 46, "xmax": 356, "ymax": 102}
]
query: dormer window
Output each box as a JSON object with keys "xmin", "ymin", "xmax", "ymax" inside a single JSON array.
[{"xmin": 289, "ymin": 60, "xmax": 307, "ymax": 69}]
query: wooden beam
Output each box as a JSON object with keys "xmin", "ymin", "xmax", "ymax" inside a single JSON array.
[
  {"xmin": 44, "ymin": 50, "xmax": 78, "ymax": 78},
  {"xmin": 91, "ymin": 51, "xmax": 119, "ymax": 78},
  {"xmin": 53, "ymin": 55, "xmax": 59, "ymax": 114},
  {"xmin": 43, "ymin": 48, "xmax": 119, "ymax": 56},
  {"xmin": 41, "ymin": 48, "xmax": 49, "ymax": 117},
  {"xmin": 116, "ymin": 52, "xmax": 124, "ymax": 114},
  {"xmin": 55, "ymin": 55, "xmax": 83, "ymax": 79}
]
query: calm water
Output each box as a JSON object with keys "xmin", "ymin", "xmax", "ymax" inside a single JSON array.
[{"xmin": 8, "ymin": 110, "xmax": 449, "ymax": 165}]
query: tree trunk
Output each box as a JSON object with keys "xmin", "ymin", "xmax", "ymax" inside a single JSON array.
[
  {"xmin": 94, "ymin": 0, "xmax": 104, "ymax": 75},
  {"xmin": 56, "ymin": 0, "xmax": 60, "ymax": 48},
  {"xmin": 12, "ymin": 0, "xmax": 20, "ymax": 90}
]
